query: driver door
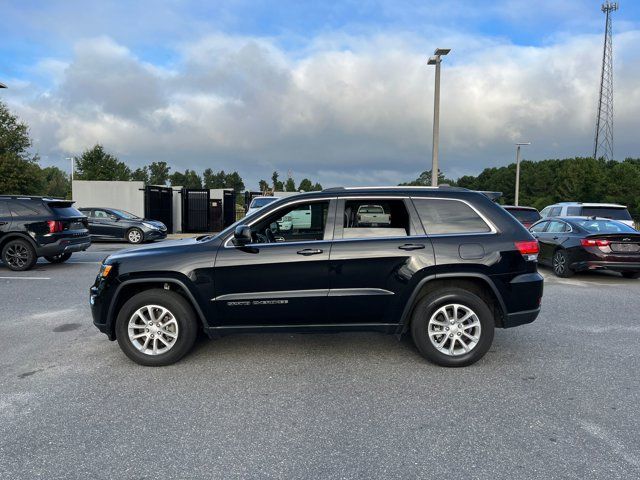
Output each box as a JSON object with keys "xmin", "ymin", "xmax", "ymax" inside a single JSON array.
[{"xmin": 212, "ymin": 198, "xmax": 337, "ymax": 327}]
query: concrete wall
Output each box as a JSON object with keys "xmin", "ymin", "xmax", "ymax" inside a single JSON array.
[{"xmin": 72, "ymin": 180, "xmax": 145, "ymax": 218}]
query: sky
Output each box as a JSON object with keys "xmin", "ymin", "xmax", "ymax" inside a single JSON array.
[{"xmin": 1, "ymin": 0, "xmax": 639, "ymax": 189}]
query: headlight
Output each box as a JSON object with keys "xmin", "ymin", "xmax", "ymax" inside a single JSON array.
[{"xmin": 142, "ymin": 222, "xmax": 158, "ymax": 230}]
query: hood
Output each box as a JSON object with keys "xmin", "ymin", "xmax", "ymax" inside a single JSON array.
[{"xmin": 105, "ymin": 238, "xmax": 198, "ymax": 263}]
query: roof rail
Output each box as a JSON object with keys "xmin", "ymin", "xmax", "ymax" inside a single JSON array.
[
  {"xmin": 0, "ymin": 195, "xmax": 67, "ymax": 201},
  {"xmin": 321, "ymin": 185, "xmax": 468, "ymax": 192}
]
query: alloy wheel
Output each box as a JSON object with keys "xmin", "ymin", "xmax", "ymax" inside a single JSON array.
[
  {"xmin": 5, "ymin": 243, "xmax": 29, "ymax": 269},
  {"xmin": 553, "ymin": 252, "xmax": 566, "ymax": 275},
  {"xmin": 427, "ymin": 303, "xmax": 481, "ymax": 356},
  {"xmin": 128, "ymin": 305, "xmax": 179, "ymax": 355},
  {"xmin": 128, "ymin": 229, "xmax": 142, "ymax": 243}
]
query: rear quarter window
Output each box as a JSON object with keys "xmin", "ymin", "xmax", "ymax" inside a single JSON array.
[
  {"xmin": 9, "ymin": 201, "xmax": 41, "ymax": 217},
  {"xmin": 413, "ymin": 198, "xmax": 491, "ymax": 235}
]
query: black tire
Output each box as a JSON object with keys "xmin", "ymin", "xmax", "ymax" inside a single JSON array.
[
  {"xmin": 126, "ymin": 227, "xmax": 144, "ymax": 244},
  {"xmin": 621, "ymin": 271, "xmax": 640, "ymax": 279},
  {"xmin": 44, "ymin": 252, "xmax": 72, "ymax": 264},
  {"xmin": 410, "ymin": 288, "xmax": 495, "ymax": 367},
  {"xmin": 115, "ymin": 289, "xmax": 199, "ymax": 366},
  {"xmin": 1, "ymin": 239, "xmax": 37, "ymax": 271},
  {"xmin": 552, "ymin": 249, "xmax": 574, "ymax": 278}
]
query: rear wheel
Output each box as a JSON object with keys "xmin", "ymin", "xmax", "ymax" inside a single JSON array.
[
  {"xmin": 45, "ymin": 252, "xmax": 72, "ymax": 263},
  {"xmin": 2, "ymin": 239, "xmax": 37, "ymax": 271},
  {"xmin": 115, "ymin": 289, "xmax": 199, "ymax": 366},
  {"xmin": 126, "ymin": 228, "xmax": 143, "ymax": 244},
  {"xmin": 621, "ymin": 271, "xmax": 640, "ymax": 279},
  {"xmin": 552, "ymin": 249, "xmax": 574, "ymax": 278},
  {"xmin": 410, "ymin": 288, "xmax": 494, "ymax": 367}
]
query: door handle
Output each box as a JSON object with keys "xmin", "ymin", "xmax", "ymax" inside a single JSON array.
[
  {"xmin": 297, "ymin": 248, "xmax": 323, "ymax": 256},
  {"xmin": 552, "ymin": 236, "xmax": 559, "ymax": 240},
  {"xmin": 0, "ymin": 221, "xmax": 7, "ymax": 226},
  {"xmin": 398, "ymin": 243, "xmax": 425, "ymax": 251}
]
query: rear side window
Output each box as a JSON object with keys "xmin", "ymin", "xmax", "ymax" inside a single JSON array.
[
  {"xmin": 343, "ymin": 200, "xmax": 410, "ymax": 239},
  {"xmin": 0, "ymin": 201, "xmax": 10, "ymax": 218},
  {"xmin": 547, "ymin": 221, "xmax": 569, "ymax": 233},
  {"xmin": 530, "ymin": 221, "xmax": 549, "ymax": 232},
  {"xmin": 581, "ymin": 207, "xmax": 632, "ymax": 220},
  {"xmin": 9, "ymin": 201, "xmax": 40, "ymax": 217},
  {"xmin": 566, "ymin": 206, "xmax": 581, "ymax": 215},
  {"xmin": 413, "ymin": 198, "xmax": 491, "ymax": 235}
]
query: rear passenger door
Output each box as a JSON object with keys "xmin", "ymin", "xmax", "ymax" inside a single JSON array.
[
  {"xmin": 411, "ymin": 197, "xmax": 496, "ymax": 270},
  {"xmin": 327, "ymin": 197, "xmax": 434, "ymax": 325},
  {"xmin": 0, "ymin": 201, "xmax": 11, "ymax": 233},
  {"xmin": 539, "ymin": 220, "xmax": 570, "ymax": 260}
]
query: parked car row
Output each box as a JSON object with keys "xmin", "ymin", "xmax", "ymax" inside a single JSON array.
[
  {"xmin": 502, "ymin": 201, "xmax": 639, "ymax": 278},
  {"xmin": 0, "ymin": 196, "xmax": 168, "ymax": 271}
]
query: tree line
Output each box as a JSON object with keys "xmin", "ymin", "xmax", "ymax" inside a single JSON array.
[{"xmin": 402, "ymin": 157, "xmax": 640, "ymax": 216}]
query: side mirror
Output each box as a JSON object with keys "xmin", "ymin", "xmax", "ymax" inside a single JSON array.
[{"xmin": 232, "ymin": 225, "xmax": 252, "ymax": 246}]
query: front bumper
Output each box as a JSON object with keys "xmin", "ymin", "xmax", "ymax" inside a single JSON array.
[
  {"xmin": 90, "ymin": 284, "xmax": 115, "ymax": 340},
  {"xmin": 144, "ymin": 229, "xmax": 168, "ymax": 240},
  {"xmin": 36, "ymin": 235, "xmax": 91, "ymax": 256}
]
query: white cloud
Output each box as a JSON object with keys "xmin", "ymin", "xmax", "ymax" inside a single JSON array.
[{"xmin": 5, "ymin": 28, "xmax": 640, "ymax": 189}]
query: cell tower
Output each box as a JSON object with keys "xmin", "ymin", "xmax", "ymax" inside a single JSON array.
[{"xmin": 593, "ymin": 1, "xmax": 618, "ymax": 161}]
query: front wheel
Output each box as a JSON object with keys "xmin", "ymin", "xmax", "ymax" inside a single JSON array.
[
  {"xmin": 45, "ymin": 252, "xmax": 72, "ymax": 263},
  {"xmin": 115, "ymin": 289, "xmax": 199, "ymax": 366},
  {"xmin": 410, "ymin": 288, "xmax": 494, "ymax": 367},
  {"xmin": 126, "ymin": 228, "xmax": 144, "ymax": 244},
  {"xmin": 2, "ymin": 239, "xmax": 37, "ymax": 271}
]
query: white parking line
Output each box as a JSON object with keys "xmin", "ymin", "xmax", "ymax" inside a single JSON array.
[{"xmin": 0, "ymin": 276, "xmax": 51, "ymax": 280}]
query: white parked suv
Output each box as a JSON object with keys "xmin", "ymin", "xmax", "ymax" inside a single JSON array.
[
  {"xmin": 540, "ymin": 202, "xmax": 635, "ymax": 228},
  {"xmin": 356, "ymin": 204, "xmax": 391, "ymax": 226},
  {"xmin": 246, "ymin": 196, "xmax": 279, "ymax": 216}
]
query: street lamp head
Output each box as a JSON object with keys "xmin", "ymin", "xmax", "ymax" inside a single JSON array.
[
  {"xmin": 515, "ymin": 142, "xmax": 531, "ymax": 146},
  {"xmin": 434, "ymin": 48, "xmax": 451, "ymax": 56},
  {"xmin": 0, "ymin": 82, "xmax": 7, "ymax": 89},
  {"xmin": 427, "ymin": 56, "xmax": 438, "ymax": 65}
]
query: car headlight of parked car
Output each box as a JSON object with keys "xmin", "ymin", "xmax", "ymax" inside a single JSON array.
[{"xmin": 142, "ymin": 222, "xmax": 159, "ymax": 230}]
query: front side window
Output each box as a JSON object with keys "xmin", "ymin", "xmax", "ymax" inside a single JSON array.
[
  {"xmin": 250, "ymin": 201, "xmax": 329, "ymax": 243},
  {"xmin": 413, "ymin": 198, "xmax": 491, "ymax": 235},
  {"xmin": 342, "ymin": 200, "xmax": 410, "ymax": 239}
]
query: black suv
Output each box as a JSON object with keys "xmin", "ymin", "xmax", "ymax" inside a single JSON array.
[
  {"xmin": 0, "ymin": 196, "xmax": 90, "ymax": 271},
  {"xmin": 90, "ymin": 186, "xmax": 543, "ymax": 367},
  {"xmin": 78, "ymin": 208, "xmax": 167, "ymax": 244}
]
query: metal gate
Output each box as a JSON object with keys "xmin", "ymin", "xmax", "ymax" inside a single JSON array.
[
  {"xmin": 144, "ymin": 186, "xmax": 173, "ymax": 233},
  {"xmin": 182, "ymin": 189, "xmax": 210, "ymax": 233},
  {"xmin": 223, "ymin": 190, "xmax": 236, "ymax": 228}
]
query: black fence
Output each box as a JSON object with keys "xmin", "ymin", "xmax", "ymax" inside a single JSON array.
[
  {"xmin": 144, "ymin": 185, "xmax": 173, "ymax": 233},
  {"xmin": 181, "ymin": 188, "xmax": 210, "ymax": 233}
]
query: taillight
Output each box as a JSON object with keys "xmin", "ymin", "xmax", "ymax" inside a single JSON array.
[
  {"xmin": 47, "ymin": 220, "xmax": 64, "ymax": 233},
  {"xmin": 581, "ymin": 238, "xmax": 610, "ymax": 247},
  {"xmin": 515, "ymin": 240, "xmax": 539, "ymax": 261}
]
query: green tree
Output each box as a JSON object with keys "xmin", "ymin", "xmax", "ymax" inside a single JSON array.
[
  {"xmin": 170, "ymin": 169, "xmax": 202, "ymax": 189},
  {"xmin": 312, "ymin": 182, "xmax": 323, "ymax": 191},
  {"xmin": 42, "ymin": 166, "xmax": 70, "ymax": 198},
  {"xmin": 285, "ymin": 176, "xmax": 296, "ymax": 192},
  {"xmin": 148, "ymin": 161, "xmax": 170, "ymax": 185},
  {"xmin": 0, "ymin": 100, "xmax": 44, "ymax": 195},
  {"xmin": 131, "ymin": 166, "xmax": 149, "ymax": 183},
  {"xmin": 297, "ymin": 178, "xmax": 313, "ymax": 191},
  {"xmin": 258, "ymin": 179, "xmax": 269, "ymax": 192},
  {"xmin": 271, "ymin": 171, "xmax": 283, "ymax": 192},
  {"xmin": 225, "ymin": 171, "xmax": 245, "ymax": 192},
  {"xmin": 399, "ymin": 170, "xmax": 454, "ymax": 187},
  {"xmin": 74, "ymin": 144, "xmax": 131, "ymax": 181}
]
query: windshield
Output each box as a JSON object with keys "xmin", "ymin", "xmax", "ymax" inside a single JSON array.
[
  {"xmin": 111, "ymin": 209, "xmax": 141, "ymax": 220},
  {"xmin": 577, "ymin": 220, "xmax": 636, "ymax": 234},
  {"xmin": 581, "ymin": 207, "xmax": 632, "ymax": 220},
  {"xmin": 507, "ymin": 208, "xmax": 541, "ymax": 223},
  {"xmin": 250, "ymin": 197, "xmax": 277, "ymax": 208}
]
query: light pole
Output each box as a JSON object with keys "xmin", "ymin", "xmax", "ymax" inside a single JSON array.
[
  {"xmin": 67, "ymin": 157, "xmax": 74, "ymax": 182},
  {"xmin": 0, "ymin": 82, "xmax": 7, "ymax": 88},
  {"xmin": 427, "ymin": 48, "xmax": 451, "ymax": 186},
  {"xmin": 514, "ymin": 142, "xmax": 530, "ymax": 206}
]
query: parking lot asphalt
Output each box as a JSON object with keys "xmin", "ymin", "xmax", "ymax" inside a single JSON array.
[{"xmin": 1, "ymin": 242, "xmax": 639, "ymax": 479}]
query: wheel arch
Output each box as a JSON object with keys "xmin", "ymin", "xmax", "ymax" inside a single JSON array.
[
  {"xmin": 397, "ymin": 273, "xmax": 507, "ymax": 334},
  {"xmin": 106, "ymin": 277, "xmax": 208, "ymax": 339},
  {"xmin": 0, "ymin": 232, "xmax": 39, "ymax": 252}
]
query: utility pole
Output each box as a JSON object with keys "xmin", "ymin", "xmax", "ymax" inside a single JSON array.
[
  {"xmin": 514, "ymin": 143, "xmax": 530, "ymax": 206},
  {"xmin": 593, "ymin": 1, "xmax": 618, "ymax": 161},
  {"xmin": 427, "ymin": 48, "xmax": 451, "ymax": 186}
]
